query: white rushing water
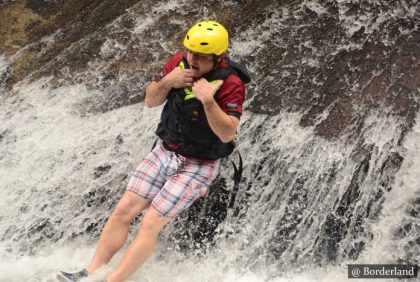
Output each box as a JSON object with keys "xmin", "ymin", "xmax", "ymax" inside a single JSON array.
[
  {"xmin": 0, "ymin": 54, "xmax": 10, "ymax": 95},
  {"xmin": 0, "ymin": 76, "xmax": 414, "ymax": 282},
  {"xmin": 1, "ymin": 0, "xmax": 419, "ymax": 281}
]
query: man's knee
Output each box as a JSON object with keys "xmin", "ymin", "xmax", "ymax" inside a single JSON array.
[
  {"xmin": 139, "ymin": 208, "xmax": 171, "ymax": 235},
  {"xmin": 112, "ymin": 192, "xmax": 150, "ymax": 223}
]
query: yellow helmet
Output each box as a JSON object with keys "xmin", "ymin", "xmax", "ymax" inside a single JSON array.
[{"xmin": 183, "ymin": 20, "xmax": 229, "ymax": 56}]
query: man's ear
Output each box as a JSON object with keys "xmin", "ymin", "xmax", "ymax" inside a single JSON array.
[{"xmin": 213, "ymin": 55, "xmax": 221, "ymax": 69}]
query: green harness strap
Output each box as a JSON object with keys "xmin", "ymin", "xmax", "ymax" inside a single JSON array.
[{"xmin": 178, "ymin": 61, "xmax": 222, "ymax": 100}]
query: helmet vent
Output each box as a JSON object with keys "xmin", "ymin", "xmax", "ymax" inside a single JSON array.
[
  {"xmin": 207, "ymin": 28, "xmax": 213, "ymax": 31},
  {"xmin": 200, "ymin": 42, "xmax": 209, "ymax": 45},
  {"xmin": 187, "ymin": 35, "xmax": 190, "ymax": 40}
]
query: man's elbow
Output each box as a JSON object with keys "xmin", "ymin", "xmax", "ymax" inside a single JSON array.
[
  {"xmin": 144, "ymin": 97, "xmax": 154, "ymax": 108},
  {"xmin": 144, "ymin": 94, "xmax": 162, "ymax": 108},
  {"xmin": 219, "ymin": 117, "xmax": 239, "ymax": 143},
  {"xmin": 144, "ymin": 83, "xmax": 158, "ymax": 108},
  {"xmin": 220, "ymin": 133, "xmax": 235, "ymax": 143}
]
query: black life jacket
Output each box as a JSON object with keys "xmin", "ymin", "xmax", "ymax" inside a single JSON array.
[{"xmin": 155, "ymin": 56, "xmax": 251, "ymax": 160}]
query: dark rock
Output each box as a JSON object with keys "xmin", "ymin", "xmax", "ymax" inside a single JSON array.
[
  {"xmin": 83, "ymin": 186, "xmax": 113, "ymax": 209},
  {"xmin": 93, "ymin": 164, "xmax": 112, "ymax": 179},
  {"xmin": 115, "ymin": 134, "xmax": 124, "ymax": 145},
  {"xmin": 1, "ymin": 0, "xmax": 419, "ymax": 269},
  {"xmin": 169, "ymin": 177, "xmax": 230, "ymax": 253},
  {"xmin": 0, "ymin": 129, "xmax": 8, "ymax": 142}
]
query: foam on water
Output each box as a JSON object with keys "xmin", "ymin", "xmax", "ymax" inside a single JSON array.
[
  {"xmin": 0, "ymin": 236, "xmax": 348, "ymax": 282},
  {"xmin": 358, "ymin": 111, "xmax": 420, "ymax": 263},
  {"xmin": 1, "ymin": 0, "xmax": 419, "ymax": 281},
  {"xmin": 0, "ymin": 53, "xmax": 10, "ymax": 95},
  {"xmin": 0, "ymin": 77, "xmax": 162, "ymax": 260},
  {"xmin": 0, "ymin": 79, "xmax": 413, "ymax": 282},
  {"xmin": 0, "ymin": 77, "xmax": 354, "ymax": 282}
]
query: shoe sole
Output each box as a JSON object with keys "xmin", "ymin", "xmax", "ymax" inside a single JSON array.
[{"xmin": 56, "ymin": 273, "xmax": 73, "ymax": 282}]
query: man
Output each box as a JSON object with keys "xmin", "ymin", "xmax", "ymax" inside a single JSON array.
[{"xmin": 57, "ymin": 20, "xmax": 248, "ymax": 282}]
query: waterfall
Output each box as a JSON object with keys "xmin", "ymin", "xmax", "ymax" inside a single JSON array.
[{"xmin": 0, "ymin": 0, "xmax": 419, "ymax": 281}]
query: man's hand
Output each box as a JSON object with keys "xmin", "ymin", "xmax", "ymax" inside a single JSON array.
[
  {"xmin": 162, "ymin": 67, "xmax": 195, "ymax": 89},
  {"xmin": 145, "ymin": 67, "xmax": 194, "ymax": 107},
  {"xmin": 192, "ymin": 78, "xmax": 223, "ymax": 107},
  {"xmin": 192, "ymin": 78, "xmax": 238, "ymax": 143}
]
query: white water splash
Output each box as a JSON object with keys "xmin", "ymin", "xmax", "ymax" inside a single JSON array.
[
  {"xmin": 1, "ymin": 0, "xmax": 419, "ymax": 281},
  {"xmin": 0, "ymin": 78, "xmax": 355, "ymax": 282},
  {"xmin": 0, "ymin": 54, "xmax": 10, "ymax": 95},
  {"xmin": 359, "ymin": 111, "xmax": 420, "ymax": 263}
]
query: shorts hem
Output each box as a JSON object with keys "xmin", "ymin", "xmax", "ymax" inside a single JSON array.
[
  {"xmin": 150, "ymin": 205, "xmax": 176, "ymax": 219},
  {"xmin": 126, "ymin": 189, "xmax": 153, "ymax": 202}
]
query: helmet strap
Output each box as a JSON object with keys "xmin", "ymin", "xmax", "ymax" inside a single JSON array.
[{"xmin": 212, "ymin": 55, "xmax": 221, "ymax": 71}]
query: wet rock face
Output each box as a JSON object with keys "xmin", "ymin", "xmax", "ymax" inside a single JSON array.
[
  {"xmin": 5, "ymin": 0, "xmax": 418, "ymax": 133},
  {"xmin": 0, "ymin": 56, "xmax": 10, "ymax": 94},
  {"xmin": 245, "ymin": 1, "xmax": 420, "ymax": 140},
  {"xmin": 1, "ymin": 0, "xmax": 419, "ymax": 270},
  {"xmin": 0, "ymin": 0, "xmax": 141, "ymax": 86}
]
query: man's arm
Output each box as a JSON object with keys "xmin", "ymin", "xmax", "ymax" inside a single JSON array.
[
  {"xmin": 192, "ymin": 79, "xmax": 239, "ymax": 143},
  {"xmin": 145, "ymin": 68, "xmax": 195, "ymax": 108},
  {"xmin": 203, "ymin": 100, "xmax": 239, "ymax": 143},
  {"xmin": 144, "ymin": 80, "xmax": 171, "ymax": 108}
]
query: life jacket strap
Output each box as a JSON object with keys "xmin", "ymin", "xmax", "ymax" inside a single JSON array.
[
  {"xmin": 150, "ymin": 138, "xmax": 159, "ymax": 151},
  {"xmin": 228, "ymin": 150, "xmax": 243, "ymax": 209}
]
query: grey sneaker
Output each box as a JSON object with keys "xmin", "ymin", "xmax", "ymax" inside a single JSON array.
[{"xmin": 56, "ymin": 269, "xmax": 89, "ymax": 282}]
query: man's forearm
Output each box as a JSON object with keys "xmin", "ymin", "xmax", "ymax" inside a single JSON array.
[
  {"xmin": 203, "ymin": 100, "xmax": 239, "ymax": 143},
  {"xmin": 145, "ymin": 67, "xmax": 195, "ymax": 108},
  {"xmin": 144, "ymin": 80, "xmax": 171, "ymax": 108}
]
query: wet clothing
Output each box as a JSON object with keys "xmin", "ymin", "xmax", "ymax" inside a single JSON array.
[
  {"xmin": 155, "ymin": 52, "xmax": 246, "ymax": 160},
  {"xmin": 156, "ymin": 52, "xmax": 245, "ymax": 119},
  {"xmin": 126, "ymin": 143, "xmax": 220, "ymax": 218},
  {"xmin": 126, "ymin": 52, "xmax": 246, "ymax": 218}
]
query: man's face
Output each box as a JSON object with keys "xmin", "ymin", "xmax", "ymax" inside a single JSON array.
[{"xmin": 186, "ymin": 50, "xmax": 215, "ymax": 78}]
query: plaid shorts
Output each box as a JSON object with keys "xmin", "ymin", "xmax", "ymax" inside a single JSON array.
[{"xmin": 126, "ymin": 143, "xmax": 221, "ymax": 218}]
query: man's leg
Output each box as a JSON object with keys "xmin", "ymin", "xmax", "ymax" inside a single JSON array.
[
  {"xmin": 103, "ymin": 151, "xmax": 221, "ymax": 281},
  {"xmin": 86, "ymin": 191, "xmax": 150, "ymax": 273},
  {"xmin": 105, "ymin": 207, "xmax": 170, "ymax": 282}
]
